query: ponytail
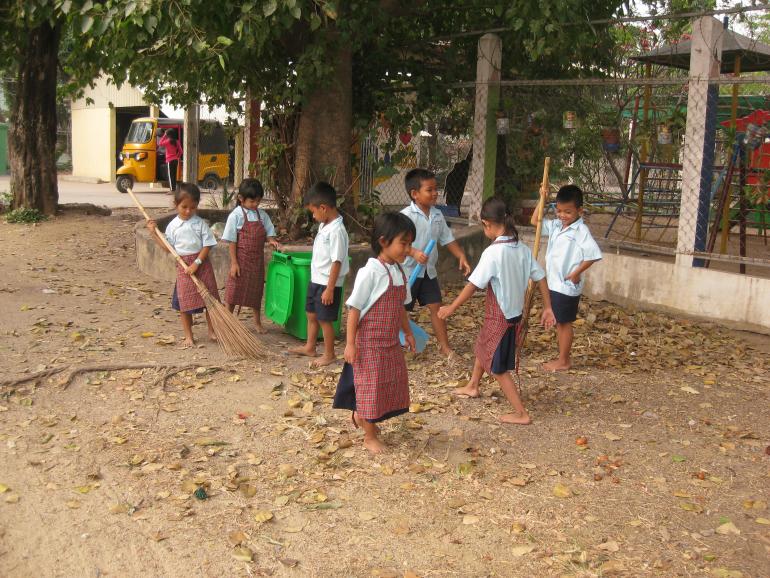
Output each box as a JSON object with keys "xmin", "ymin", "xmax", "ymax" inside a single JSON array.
[{"xmin": 480, "ymin": 196, "xmax": 519, "ymax": 242}]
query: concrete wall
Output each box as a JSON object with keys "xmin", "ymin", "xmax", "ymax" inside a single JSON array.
[{"xmin": 71, "ymin": 107, "xmax": 114, "ymax": 183}]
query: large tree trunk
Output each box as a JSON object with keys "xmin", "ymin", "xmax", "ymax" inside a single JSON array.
[
  {"xmin": 289, "ymin": 43, "xmax": 353, "ymax": 215},
  {"xmin": 9, "ymin": 21, "xmax": 61, "ymax": 215}
]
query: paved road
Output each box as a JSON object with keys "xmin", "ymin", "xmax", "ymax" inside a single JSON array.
[{"xmin": 0, "ymin": 175, "xmax": 222, "ymax": 209}]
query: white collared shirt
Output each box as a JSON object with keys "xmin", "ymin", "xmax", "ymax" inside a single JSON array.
[
  {"xmin": 221, "ymin": 207, "xmax": 276, "ymax": 242},
  {"xmin": 311, "ymin": 215, "xmax": 349, "ymax": 287},
  {"xmin": 400, "ymin": 202, "xmax": 455, "ymax": 279},
  {"xmin": 467, "ymin": 236, "xmax": 545, "ymax": 319},
  {"xmin": 346, "ymin": 258, "xmax": 412, "ymax": 319},
  {"xmin": 164, "ymin": 215, "xmax": 217, "ymax": 256},
  {"xmin": 543, "ymin": 218, "xmax": 602, "ymax": 297}
]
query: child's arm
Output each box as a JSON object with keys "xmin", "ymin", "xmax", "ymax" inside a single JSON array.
[
  {"xmin": 530, "ymin": 196, "xmax": 547, "ymax": 226},
  {"xmin": 401, "ymin": 307, "xmax": 416, "ymax": 352},
  {"xmin": 409, "ymin": 246, "xmax": 429, "ymax": 265},
  {"xmin": 565, "ymin": 259, "xmax": 599, "ymax": 285},
  {"xmin": 536, "ymin": 278, "xmax": 556, "ymax": 329},
  {"xmin": 344, "ymin": 308, "xmax": 360, "ymax": 364},
  {"xmin": 437, "ymin": 282, "xmax": 478, "ymax": 319},
  {"xmin": 267, "ymin": 236, "xmax": 281, "ymax": 250},
  {"xmin": 444, "ymin": 240, "xmax": 471, "ymax": 276},
  {"xmin": 228, "ymin": 241, "xmax": 240, "ymax": 278},
  {"xmin": 146, "ymin": 220, "xmax": 171, "ymax": 254},
  {"xmin": 187, "ymin": 246, "xmax": 210, "ymax": 275},
  {"xmin": 322, "ymin": 261, "xmax": 342, "ymax": 305}
]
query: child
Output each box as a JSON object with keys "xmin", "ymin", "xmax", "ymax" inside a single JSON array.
[
  {"xmin": 147, "ymin": 182, "xmax": 219, "ymax": 347},
  {"xmin": 439, "ymin": 197, "xmax": 555, "ymax": 425},
  {"xmin": 159, "ymin": 129, "xmax": 182, "ymax": 192},
  {"xmin": 289, "ymin": 182, "xmax": 349, "ymax": 367},
  {"xmin": 531, "ymin": 185, "xmax": 602, "ymax": 371},
  {"xmin": 334, "ymin": 212, "xmax": 417, "ymax": 454},
  {"xmin": 401, "ymin": 168, "xmax": 471, "ymax": 357},
  {"xmin": 222, "ymin": 178, "xmax": 280, "ymax": 333}
]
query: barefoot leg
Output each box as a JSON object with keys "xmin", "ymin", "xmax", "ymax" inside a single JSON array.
[
  {"xmin": 180, "ymin": 312, "xmax": 195, "ymax": 346},
  {"xmin": 204, "ymin": 311, "xmax": 217, "ymax": 342},
  {"xmin": 289, "ymin": 313, "xmax": 319, "ymax": 356},
  {"xmin": 493, "ymin": 371, "xmax": 531, "ymax": 425},
  {"xmin": 309, "ymin": 320, "xmax": 336, "ymax": 367},
  {"xmin": 361, "ymin": 420, "xmax": 386, "ymax": 454},
  {"xmin": 253, "ymin": 308, "xmax": 267, "ymax": 334},
  {"xmin": 454, "ymin": 357, "xmax": 484, "ymax": 397},
  {"xmin": 543, "ymin": 322, "xmax": 573, "ymax": 371},
  {"xmin": 428, "ymin": 303, "xmax": 453, "ymax": 357}
]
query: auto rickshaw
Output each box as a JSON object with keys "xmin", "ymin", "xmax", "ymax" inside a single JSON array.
[{"xmin": 115, "ymin": 117, "xmax": 230, "ymax": 193}]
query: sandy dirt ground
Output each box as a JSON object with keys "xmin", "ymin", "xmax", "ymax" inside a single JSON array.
[{"xmin": 0, "ymin": 210, "xmax": 768, "ymax": 578}]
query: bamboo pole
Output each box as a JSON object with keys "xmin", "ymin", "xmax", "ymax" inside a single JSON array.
[
  {"xmin": 720, "ymin": 54, "xmax": 741, "ymax": 254},
  {"xmin": 635, "ymin": 63, "xmax": 652, "ymax": 242}
]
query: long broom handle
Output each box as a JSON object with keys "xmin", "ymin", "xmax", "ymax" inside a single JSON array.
[
  {"xmin": 126, "ymin": 187, "xmax": 197, "ymax": 273},
  {"xmin": 532, "ymin": 157, "xmax": 551, "ymax": 260}
]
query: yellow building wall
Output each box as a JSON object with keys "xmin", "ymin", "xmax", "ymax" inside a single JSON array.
[{"xmin": 71, "ymin": 107, "xmax": 115, "ymax": 182}]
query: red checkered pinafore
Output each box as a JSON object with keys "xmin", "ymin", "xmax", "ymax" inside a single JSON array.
[
  {"xmin": 353, "ymin": 260, "xmax": 410, "ymax": 421},
  {"xmin": 474, "ymin": 239, "xmax": 518, "ymax": 374},
  {"xmin": 175, "ymin": 253, "xmax": 220, "ymax": 312},
  {"xmin": 224, "ymin": 207, "xmax": 267, "ymax": 309}
]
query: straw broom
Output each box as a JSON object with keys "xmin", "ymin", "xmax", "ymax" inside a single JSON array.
[
  {"xmin": 516, "ymin": 157, "xmax": 550, "ymax": 371},
  {"xmin": 127, "ymin": 188, "xmax": 269, "ymax": 359}
]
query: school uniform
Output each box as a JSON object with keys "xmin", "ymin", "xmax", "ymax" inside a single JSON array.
[
  {"xmin": 165, "ymin": 215, "xmax": 219, "ymax": 313},
  {"xmin": 307, "ymin": 215, "xmax": 349, "ymax": 321},
  {"xmin": 400, "ymin": 202, "xmax": 454, "ymax": 309},
  {"xmin": 543, "ymin": 218, "xmax": 602, "ymax": 323},
  {"xmin": 222, "ymin": 207, "xmax": 275, "ymax": 309},
  {"xmin": 467, "ymin": 236, "xmax": 545, "ymax": 375},
  {"xmin": 333, "ymin": 258, "xmax": 412, "ymax": 423}
]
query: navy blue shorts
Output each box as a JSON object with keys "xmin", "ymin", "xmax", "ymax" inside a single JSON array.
[
  {"xmin": 305, "ymin": 282, "xmax": 343, "ymax": 322},
  {"xmin": 550, "ymin": 290, "xmax": 581, "ymax": 324},
  {"xmin": 405, "ymin": 275, "xmax": 442, "ymax": 311}
]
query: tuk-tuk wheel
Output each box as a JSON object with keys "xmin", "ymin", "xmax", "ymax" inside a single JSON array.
[
  {"xmin": 201, "ymin": 174, "xmax": 222, "ymax": 192},
  {"xmin": 116, "ymin": 175, "xmax": 134, "ymax": 194}
]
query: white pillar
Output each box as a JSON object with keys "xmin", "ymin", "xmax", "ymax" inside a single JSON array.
[
  {"xmin": 183, "ymin": 105, "xmax": 200, "ymax": 185},
  {"xmin": 677, "ymin": 17, "xmax": 724, "ymax": 266},
  {"xmin": 467, "ymin": 33, "xmax": 502, "ymax": 223}
]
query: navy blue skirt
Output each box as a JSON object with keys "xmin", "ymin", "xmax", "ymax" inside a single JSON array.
[
  {"xmin": 490, "ymin": 316, "xmax": 521, "ymax": 375},
  {"xmin": 333, "ymin": 362, "xmax": 408, "ymax": 423},
  {"xmin": 172, "ymin": 285, "xmax": 204, "ymax": 314}
]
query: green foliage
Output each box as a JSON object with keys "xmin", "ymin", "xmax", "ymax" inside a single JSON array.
[{"xmin": 5, "ymin": 207, "xmax": 48, "ymax": 224}]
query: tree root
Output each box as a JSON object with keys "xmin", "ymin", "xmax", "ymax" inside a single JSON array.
[{"xmin": 1, "ymin": 362, "xmax": 199, "ymax": 390}]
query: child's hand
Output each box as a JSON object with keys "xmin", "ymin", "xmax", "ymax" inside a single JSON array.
[
  {"xmin": 437, "ymin": 305, "xmax": 453, "ymax": 320},
  {"xmin": 146, "ymin": 219, "xmax": 158, "ymax": 232},
  {"xmin": 344, "ymin": 343, "xmax": 356, "ymax": 364},
  {"xmin": 186, "ymin": 262, "xmax": 199, "ymax": 275},
  {"xmin": 541, "ymin": 307, "xmax": 556, "ymax": 330},
  {"xmin": 413, "ymin": 250, "xmax": 429, "ymax": 265},
  {"xmin": 457, "ymin": 255, "xmax": 471, "ymax": 276},
  {"xmin": 404, "ymin": 333, "xmax": 416, "ymax": 352},
  {"xmin": 229, "ymin": 263, "xmax": 240, "ymax": 278},
  {"xmin": 268, "ymin": 239, "xmax": 281, "ymax": 251},
  {"xmin": 321, "ymin": 286, "xmax": 334, "ymax": 305},
  {"xmin": 566, "ymin": 271, "xmax": 581, "ymax": 284}
]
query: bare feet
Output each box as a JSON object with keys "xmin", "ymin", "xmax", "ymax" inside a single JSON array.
[
  {"xmin": 309, "ymin": 355, "xmax": 336, "ymax": 368},
  {"xmin": 180, "ymin": 337, "xmax": 195, "ymax": 348},
  {"xmin": 439, "ymin": 345, "xmax": 454, "ymax": 358},
  {"xmin": 498, "ymin": 412, "xmax": 532, "ymax": 425},
  {"xmin": 253, "ymin": 324, "xmax": 268, "ymax": 334},
  {"xmin": 542, "ymin": 359, "xmax": 571, "ymax": 372},
  {"xmin": 289, "ymin": 344, "xmax": 317, "ymax": 357},
  {"xmin": 454, "ymin": 382, "xmax": 481, "ymax": 398},
  {"xmin": 208, "ymin": 333, "xmax": 218, "ymax": 343},
  {"xmin": 363, "ymin": 436, "xmax": 386, "ymax": 454},
  {"xmin": 353, "ymin": 413, "xmax": 380, "ymax": 433}
]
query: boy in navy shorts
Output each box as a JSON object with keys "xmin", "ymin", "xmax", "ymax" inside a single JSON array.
[
  {"xmin": 531, "ymin": 185, "xmax": 602, "ymax": 371},
  {"xmin": 401, "ymin": 168, "xmax": 471, "ymax": 357},
  {"xmin": 290, "ymin": 182, "xmax": 349, "ymax": 367}
]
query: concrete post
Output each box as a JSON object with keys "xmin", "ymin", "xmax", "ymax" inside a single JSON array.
[
  {"xmin": 183, "ymin": 105, "xmax": 200, "ymax": 185},
  {"xmin": 234, "ymin": 129, "xmax": 244, "ymax": 188},
  {"xmin": 467, "ymin": 33, "xmax": 502, "ymax": 223},
  {"xmin": 677, "ymin": 17, "xmax": 723, "ymax": 267},
  {"xmin": 149, "ymin": 104, "xmax": 159, "ymax": 118},
  {"xmin": 244, "ymin": 96, "xmax": 260, "ymax": 177}
]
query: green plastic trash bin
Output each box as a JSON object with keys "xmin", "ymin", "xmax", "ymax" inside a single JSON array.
[{"xmin": 265, "ymin": 251, "xmax": 348, "ymax": 341}]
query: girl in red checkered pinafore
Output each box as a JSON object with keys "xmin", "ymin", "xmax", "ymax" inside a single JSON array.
[
  {"xmin": 222, "ymin": 179, "xmax": 280, "ymax": 333},
  {"xmin": 335, "ymin": 213, "xmax": 417, "ymax": 455},
  {"xmin": 439, "ymin": 197, "xmax": 556, "ymax": 425},
  {"xmin": 147, "ymin": 183, "xmax": 220, "ymax": 348}
]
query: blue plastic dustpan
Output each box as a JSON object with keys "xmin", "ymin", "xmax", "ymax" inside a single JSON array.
[{"xmin": 399, "ymin": 240, "xmax": 436, "ymax": 353}]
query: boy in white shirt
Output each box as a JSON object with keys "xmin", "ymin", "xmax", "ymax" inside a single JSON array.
[
  {"xmin": 290, "ymin": 182, "xmax": 349, "ymax": 367},
  {"xmin": 531, "ymin": 185, "xmax": 602, "ymax": 371},
  {"xmin": 401, "ymin": 168, "xmax": 471, "ymax": 357}
]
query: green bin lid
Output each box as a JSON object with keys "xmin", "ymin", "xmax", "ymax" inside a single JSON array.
[{"xmin": 265, "ymin": 258, "xmax": 294, "ymax": 325}]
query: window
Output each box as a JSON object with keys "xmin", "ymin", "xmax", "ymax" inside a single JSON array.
[{"xmin": 125, "ymin": 121, "xmax": 154, "ymax": 144}]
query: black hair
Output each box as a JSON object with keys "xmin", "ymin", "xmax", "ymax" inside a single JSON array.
[
  {"xmin": 303, "ymin": 181, "xmax": 337, "ymax": 208},
  {"xmin": 238, "ymin": 178, "xmax": 264, "ymax": 204},
  {"xmin": 404, "ymin": 168, "xmax": 435, "ymax": 199},
  {"xmin": 555, "ymin": 184, "xmax": 583, "ymax": 208},
  {"xmin": 165, "ymin": 128, "xmax": 178, "ymax": 144},
  {"xmin": 480, "ymin": 196, "xmax": 518, "ymax": 242},
  {"xmin": 173, "ymin": 182, "xmax": 201, "ymax": 206},
  {"xmin": 371, "ymin": 212, "xmax": 416, "ymax": 255}
]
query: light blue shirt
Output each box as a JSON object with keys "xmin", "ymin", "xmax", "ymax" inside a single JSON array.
[
  {"xmin": 221, "ymin": 207, "xmax": 276, "ymax": 242},
  {"xmin": 543, "ymin": 218, "xmax": 602, "ymax": 297},
  {"xmin": 346, "ymin": 258, "xmax": 412, "ymax": 319},
  {"xmin": 164, "ymin": 215, "xmax": 217, "ymax": 256},
  {"xmin": 400, "ymin": 202, "xmax": 455, "ymax": 279},
  {"xmin": 467, "ymin": 236, "xmax": 545, "ymax": 319},
  {"xmin": 311, "ymin": 215, "xmax": 349, "ymax": 287}
]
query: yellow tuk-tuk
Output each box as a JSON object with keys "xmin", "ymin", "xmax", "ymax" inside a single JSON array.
[{"xmin": 115, "ymin": 117, "xmax": 230, "ymax": 193}]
